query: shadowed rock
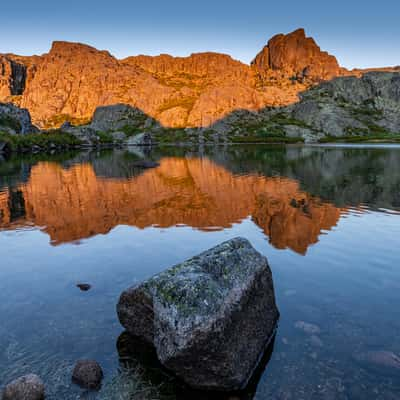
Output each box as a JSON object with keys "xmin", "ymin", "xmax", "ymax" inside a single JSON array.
[
  {"xmin": 117, "ymin": 237, "xmax": 279, "ymax": 391},
  {"xmin": 72, "ymin": 359, "xmax": 103, "ymax": 389}
]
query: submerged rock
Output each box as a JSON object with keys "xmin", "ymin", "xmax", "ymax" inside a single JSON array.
[
  {"xmin": 353, "ymin": 350, "xmax": 400, "ymax": 376},
  {"xmin": 72, "ymin": 359, "xmax": 103, "ymax": 389},
  {"xmin": 2, "ymin": 374, "xmax": 45, "ymax": 400},
  {"xmin": 117, "ymin": 237, "xmax": 279, "ymax": 391},
  {"xmin": 294, "ymin": 321, "xmax": 321, "ymax": 335}
]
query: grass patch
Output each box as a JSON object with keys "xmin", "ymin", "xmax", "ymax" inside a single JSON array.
[
  {"xmin": 231, "ymin": 136, "xmax": 304, "ymax": 144},
  {"xmin": 96, "ymin": 131, "xmax": 114, "ymax": 143},
  {"xmin": 319, "ymin": 133, "xmax": 400, "ymax": 143},
  {"xmin": 0, "ymin": 131, "xmax": 82, "ymax": 152},
  {"xmin": 120, "ymin": 125, "xmax": 143, "ymax": 137},
  {"xmin": 154, "ymin": 129, "xmax": 191, "ymax": 144}
]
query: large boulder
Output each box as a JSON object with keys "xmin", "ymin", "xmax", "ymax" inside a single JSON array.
[
  {"xmin": 90, "ymin": 104, "xmax": 153, "ymax": 132},
  {"xmin": 117, "ymin": 237, "xmax": 279, "ymax": 391}
]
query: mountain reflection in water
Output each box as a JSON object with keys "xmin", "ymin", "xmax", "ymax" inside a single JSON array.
[
  {"xmin": 1, "ymin": 145, "xmax": 400, "ymax": 399},
  {"xmin": 0, "ymin": 156, "xmax": 342, "ymax": 254}
]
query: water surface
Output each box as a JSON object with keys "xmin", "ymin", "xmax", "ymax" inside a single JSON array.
[{"xmin": 0, "ymin": 145, "xmax": 399, "ymax": 399}]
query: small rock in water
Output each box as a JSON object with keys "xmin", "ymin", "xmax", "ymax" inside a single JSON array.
[
  {"xmin": 72, "ymin": 359, "xmax": 103, "ymax": 389},
  {"xmin": 295, "ymin": 321, "xmax": 321, "ymax": 335},
  {"xmin": 2, "ymin": 374, "xmax": 45, "ymax": 400},
  {"xmin": 77, "ymin": 283, "xmax": 91, "ymax": 291},
  {"xmin": 353, "ymin": 350, "xmax": 400, "ymax": 375}
]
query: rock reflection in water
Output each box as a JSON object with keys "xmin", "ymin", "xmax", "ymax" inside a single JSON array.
[
  {"xmin": 116, "ymin": 331, "xmax": 276, "ymax": 400},
  {"xmin": 0, "ymin": 156, "xmax": 342, "ymax": 254}
]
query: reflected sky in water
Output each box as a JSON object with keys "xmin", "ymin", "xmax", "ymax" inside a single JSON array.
[{"xmin": 0, "ymin": 145, "xmax": 399, "ymax": 399}]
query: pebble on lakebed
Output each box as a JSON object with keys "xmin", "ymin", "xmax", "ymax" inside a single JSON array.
[
  {"xmin": 72, "ymin": 359, "xmax": 103, "ymax": 389},
  {"xmin": 76, "ymin": 283, "xmax": 91, "ymax": 291},
  {"xmin": 2, "ymin": 374, "xmax": 45, "ymax": 400},
  {"xmin": 294, "ymin": 321, "xmax": 321, "ymax": 335}
]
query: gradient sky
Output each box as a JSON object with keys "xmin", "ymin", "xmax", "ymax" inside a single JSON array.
[{"xmin": 1, "ymin": 0, "xmax": 399, "ymax": 69}]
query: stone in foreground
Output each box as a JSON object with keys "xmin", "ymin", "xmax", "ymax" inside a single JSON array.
[
  {"xmin": 2, "ymin": 374, "xmax": 45, "ymax": 400},
  {"xmin": 72, "ymin": 359, "xmax": 103, "ymax": 389},
  {"xmin": 117, "ymin": 237, "xmax": 279, "ymax": 391}
]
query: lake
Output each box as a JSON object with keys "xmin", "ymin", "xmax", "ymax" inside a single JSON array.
[{"xmin": 0, "ymin": 144, "xmax": 399, "ymax": 399}]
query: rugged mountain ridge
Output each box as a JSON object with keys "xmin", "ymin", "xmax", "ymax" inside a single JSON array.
[{"xmin": 0, "ymin": 29, "xmax": 345, "ymax": 128}]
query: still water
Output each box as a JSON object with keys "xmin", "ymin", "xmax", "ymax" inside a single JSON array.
[{"xmin": 0, "ymin": 145, "xmax": 399, "ymax": 399}]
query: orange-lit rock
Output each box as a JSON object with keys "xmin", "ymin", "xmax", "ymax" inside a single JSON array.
[{"xmin": 0, "ymin": 29, "xmax": 349, "ymax": 129}]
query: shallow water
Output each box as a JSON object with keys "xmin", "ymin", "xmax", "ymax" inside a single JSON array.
[{"xmin": 0, "ymin": 145, "xmax": 399, "ymax": 399}]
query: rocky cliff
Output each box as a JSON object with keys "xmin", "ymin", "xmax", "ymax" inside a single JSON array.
[
  {"xmin": 0, "ymin": 29, "xmax": 345, "ymax": 128},
  {"xmin": 252, "ymin": 28, "xmax": 343, "ymax": 82}
]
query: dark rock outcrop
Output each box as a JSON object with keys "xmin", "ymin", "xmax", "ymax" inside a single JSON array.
[
  {"xmin": 117, "ymin": 237, "xmax": 279, "ymax": 391},
  {"xmin": 288, "ymin": 71, "xmax": 400, "ymax": 138},
  {"xmin": 0, "ymin": 56, "xmax": 27, "ymax": 97},
  {"xmin": 72, "ymin": 359, "xmax": 103, "ymax": 389},
  {"xmin": 0, "ymin": 102, "xmax": 37, "ymax": 134},
  {"xmin": 2, "ymin": 374, "xmax": 45, "ymax": 400}
]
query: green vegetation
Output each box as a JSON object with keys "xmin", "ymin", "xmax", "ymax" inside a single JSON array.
[
  {"xmin": 120, "ymin": 125, "xmax": 143, "ymax": 137},
  {"xmin": 350, "ymin": 106, "xmax": 384, "ymax": 119},
  {"xmin": 96, "ymin": 131, "xmax": 114, "ymax": 143},
  {"xmin": 0, "ymin": 115, "xmax": 21, "ymax": 132},
  {"xmin": 231, "ymin": 135, "xmax": 304, "ymax": 144},
  {"xmin": 154, "ymin": 129, "xmax": 191, "ymax": 144},
  {"xmin": 319, "ymin": 133, "xmax": 400, "ymax": 143},
  {"xmin": 0, "ymin": 131, "xmax": 82, "ymax": 152}
]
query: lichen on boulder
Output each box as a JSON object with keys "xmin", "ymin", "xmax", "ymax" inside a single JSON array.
[{"xmin": 117, "ymin": 237, "xmax": 279, "ymax": 391}]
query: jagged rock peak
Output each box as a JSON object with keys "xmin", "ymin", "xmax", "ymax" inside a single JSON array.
[{"xmin": 252, "ymin": 28, "xmax": 342, "ymax": 81}]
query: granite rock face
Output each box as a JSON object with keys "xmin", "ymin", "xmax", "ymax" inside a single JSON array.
[
  {"xmin": 0, "ymin": 29, "xmax": 346, "ymax": 129},
  {"xmin": 117, "ymin": 237, "xmax": 279, "ymax": 391},
  {"xmin": 288, "ymin": 71, "xmax": 400, "ymax": 138}
]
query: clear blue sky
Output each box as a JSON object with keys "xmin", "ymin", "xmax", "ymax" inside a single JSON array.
[{"xmin": 1, "ymin": 0, "xmax": 399, "ymax": 69}]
